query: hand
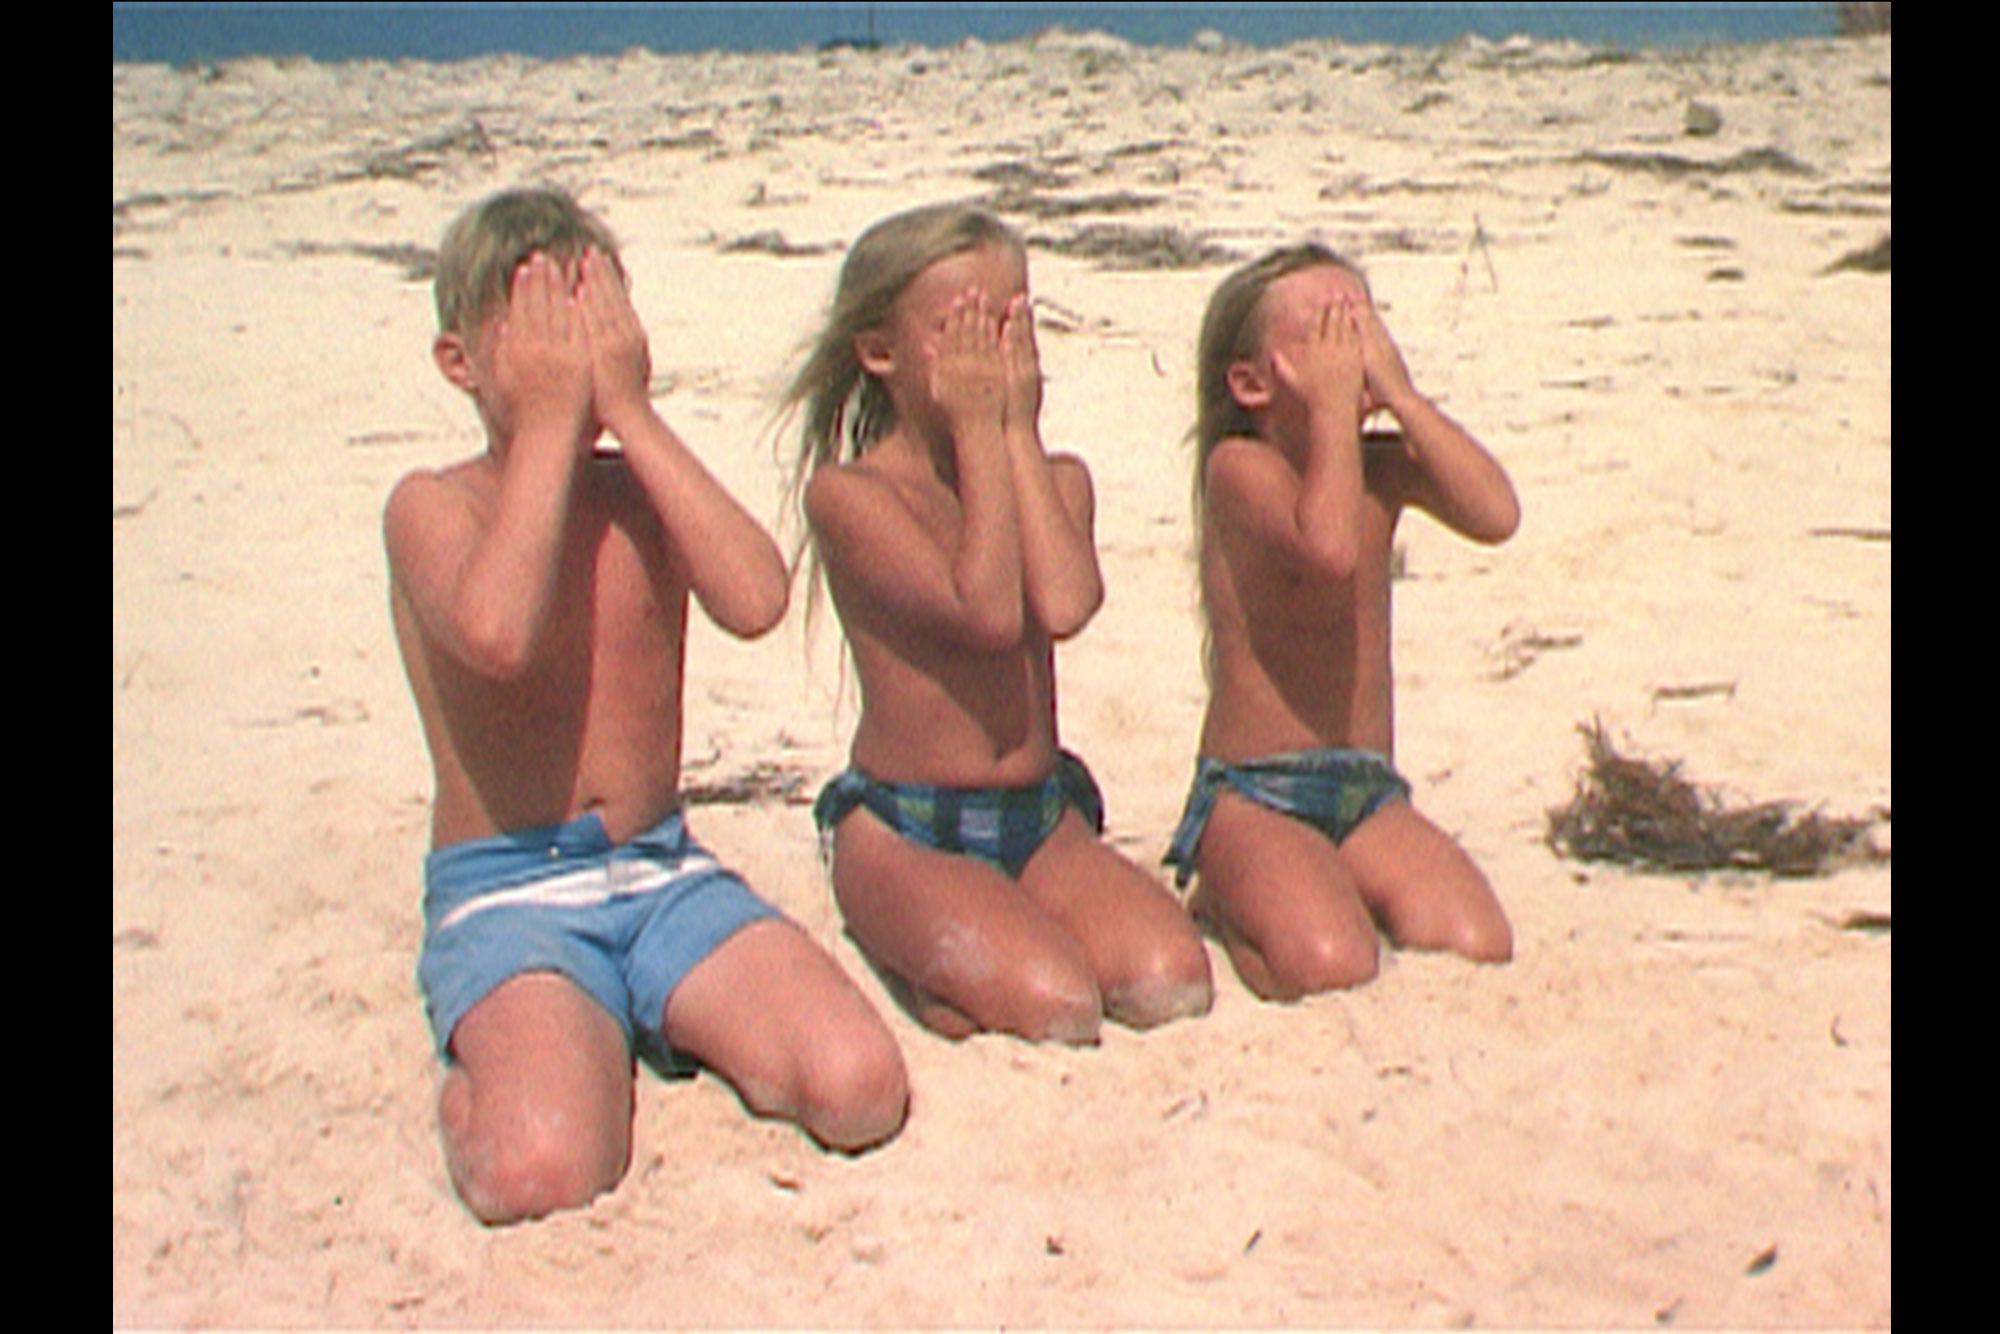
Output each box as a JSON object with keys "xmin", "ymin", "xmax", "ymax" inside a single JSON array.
[
  {"xmin": 1354, "ymin": 300, "xmax": 1416, "ymax": 419},
  {"xmin": 926, "ymin": 287, "xmax": 1007, "ymax": 444},
  {"xmin": 575, "ymin": 247, "xmax": 653, "ymax": 431},
  {"xmin": 490, "ymin": 251, "xmax": 594, "ymax": 446},
  {"xmin": 1269, "ymin": 297, "xmax": 1365, "ymax": 420},
  {"xmin": 999, "ymin": 293, "xmax": 1043, "ymax": 436}
]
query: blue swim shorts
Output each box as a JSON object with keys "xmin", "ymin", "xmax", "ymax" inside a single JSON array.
[
  {"xmin": 1162, "ymin": 748, "xmax": 1412, "ymax": 888},
  {"xmin": 812, "ymin": 750, "xmax": 1106, "ymax": 879},
  {"xmin": 417, "ymin": 808, "xmax": 780, "ymax": 1074}
]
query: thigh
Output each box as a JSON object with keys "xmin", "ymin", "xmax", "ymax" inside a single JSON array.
[
  {"xmin": 1017, "ymin": 810, "xmax": 1213, "ymax": 1026},
  {"xmin": 1337, "ymin": 799, "xmax": 1513, "ymax": 962},
  {"xmin": 829, "ymin": 805, "xmax": 1101, "ymax": 1042},
  {"xmin": 1192, "ymin": 789, "xmax": 1381, "ymax": 997}
]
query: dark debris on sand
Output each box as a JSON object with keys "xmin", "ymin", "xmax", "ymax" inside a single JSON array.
[
  {"xmin": 1028, "ymin": 223, "xmax": 1239, "ymax": 270},
  {"xmin": 1821, "ymin": 232, "xmax": 1890, "ymax": 275},
  {"xmin": 1546, "ymin": 720, "xmax": 1886, "ymax": 877},
  {"xmin": 682, "ymin": 761, "xmax": 815, "ymax": 807}
]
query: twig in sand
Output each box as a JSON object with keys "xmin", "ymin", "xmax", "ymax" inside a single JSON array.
[{"xmin": 1460, "ymin": 213, "xmax": 1499, "ymax": 292}]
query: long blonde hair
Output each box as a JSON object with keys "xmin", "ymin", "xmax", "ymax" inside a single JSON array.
[
  {"xmin": 778, "ymin": 202, "xmax": 1025, "ymax": 611},
  {"xmin": 1192, "ymin": 242, "xmax": 1366, "ymax": 501}
]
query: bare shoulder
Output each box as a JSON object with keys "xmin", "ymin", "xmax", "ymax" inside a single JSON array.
[
  {"xmin": 1201, "ymin": 435, "xmax": 1296, "ymax": 517},
  {"xmin": 383, "ymin": 459, "xmax": 488, "ymax": 560},
  {"xmin": 803, "ymin": 453, "xmax": 929, "ymax": 541},
  {"xmin": 803, "ymin": 455, "xmax": 880, "ymax": 528}
]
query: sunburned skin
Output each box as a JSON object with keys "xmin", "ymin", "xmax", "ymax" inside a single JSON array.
[
  {"xmin": 804, "ymin": 225, "xmax": 1211, "ymax": 1043},
  {"xmin": 1184, "ymin": 257, "xmax": 1518, "ymax": 999},
  {"xmin": 391, "ymin": 214, "xmax": 908, "ymax": 1224}
]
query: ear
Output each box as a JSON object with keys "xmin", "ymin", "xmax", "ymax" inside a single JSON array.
[
  {"xmin": 433, "ymin": 331, "xmax": 478, "ymax": 394},
  {"xmin": 1224, "ymin": 357, "xmax": 1272, "ymax": 411},
  {"xmin": 853, "ymin": 328, "xmax": 896, "ymax": 379}
]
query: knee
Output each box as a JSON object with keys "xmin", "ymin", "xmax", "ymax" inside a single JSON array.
[
  {"xmin": 996, "ymin": 955, "xmax": 1105, "ymax": 1045},
  {"xmin": 1104, "ymin": 932, "xmax": 1214, "ymax": 1030},
  {"xmin": 1262, "ymin": 928, "xmax": 1380, "ymax": 1000},
  {"xmin": 442, "ymin": 1084, "xmax": 627, "ymax": 1225},
  {"xmin": 1396, "ymin": 892, "xmax": 1514, "ymax": 965},
  {"xmin": 792, "ymin": 1027, "xmax": 910, "ymax": 1153},
  {"xmin": 1452, "ymin": 913, "xmax": 1514, "ymax": 965}
]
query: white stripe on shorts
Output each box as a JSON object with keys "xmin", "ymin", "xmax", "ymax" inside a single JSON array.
[{"xmin": 433, "ymin": 853, "xmax": 722, "ymax": 934}]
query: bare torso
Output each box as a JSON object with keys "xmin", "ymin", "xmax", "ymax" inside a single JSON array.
[
  {"xmin": 1198, "ymin": 435, "xmax": 1411, "ymax": 763},
  {"xmin": 811, "ymin": 447, "xmax": 1065, "ymax": 790},
  {"xmin": 391, "ymin": 453, "xmax": 689, "ymax": 847}
]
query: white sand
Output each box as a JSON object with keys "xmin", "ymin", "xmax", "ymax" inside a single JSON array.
[{"xmin": 114, "ymin": 30, "xmax": 1890, "ymax": 1329}]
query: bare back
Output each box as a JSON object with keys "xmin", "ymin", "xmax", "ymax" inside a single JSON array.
[
  {"xmin": 390, "ymin": 453, "xmax": 690, "ymax": 847},
  {"xmin": 1198, "ymin": 433, "xmax": 1415, "ymax": 763}
]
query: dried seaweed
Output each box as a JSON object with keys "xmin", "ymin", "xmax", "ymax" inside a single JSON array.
[
  {"xmin": 718, "ymin": 229, "xmax": 840, "ymax": 258},
  {"xmin": 1546, "ymin": 720, "xmax": 1884, "ymax": 876},
  {"xmin": 280, "ymin": 239, "xmax": 437, "ymax": 281},
  {"xmin": 1028, "ymin": 223, "xmax": 1238, "ymax": 270},
  {"xmin": 682, "ymin": 761, "xmax": 815, "ymax": 807},
  {"xmin": 1820, "ymin": 233, "xmax": 1890, "ymax": 275},
  {"xmin": 1579, "ymin": 146, "xmax": 1815, "ymax": 179},
  {"xmin": 984, "ymin": 187, "xmax": 1161, "ymax": 220}
]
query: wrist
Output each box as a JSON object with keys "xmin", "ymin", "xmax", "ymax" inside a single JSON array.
[
  {"xmin": 1374, "ymin": 381, "xmax": 1425, "ymax": 422},
  {"xmin": 595, "ymin": 391, "xmax": 658, "ymax": 440}
]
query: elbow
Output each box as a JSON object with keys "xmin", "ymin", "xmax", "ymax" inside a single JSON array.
[
  {"xmin": 1301, "ymin": 531, "xmax": 1361, "ymax": 584},
  {"xmin": 959, "ymin": 594, "xmax": 1026, "ymax": 655},
  {"xmin": 1477, "ymin": 494, "xmax": 1522, "ymax": 546},
  {"xmin": 1039, "ymin": 578, "xmax": 1105, "ymax": 642},
  {"xmin": 716, "ymin": 575, "xmax": 790, "ymax": 641},
  {"xmin": 455, "ymin": 612, "xmax": 541, "ymax": 682}
]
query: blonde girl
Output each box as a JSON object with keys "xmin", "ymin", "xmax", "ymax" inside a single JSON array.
[
  {"xmin": 1167, "ymin": 243, "xmax": 1518, "ymax": 999},
  {"xmin": 784, "ymin": 203, "xmax": 1212, "ymax": 1043}
]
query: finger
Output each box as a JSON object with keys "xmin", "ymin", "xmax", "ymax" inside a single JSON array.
[
  {"xmin": 520, "ymin": 251, "xmax": 563, "ymax": 332},
  {"xmin": 577, "ymin": 249, "xmax": 619, "ymax": 333},
  {"xmin": 1006, "ymin": 294, "xmax": 1037, "ymax": 349}
]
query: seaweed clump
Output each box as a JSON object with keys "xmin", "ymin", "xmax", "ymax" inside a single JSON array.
[{"xmin": 1546, "ymin": 720, "xmax": 1885, "ymax": 876}]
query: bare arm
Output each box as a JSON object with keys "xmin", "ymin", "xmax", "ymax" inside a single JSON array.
[
  {"xmin": 1209, "ymin": 298, "xmax": 1369, "ymax": 582},
  {"xmin": 1357, "ymin": 302, "xmax": 1519, "ymax": 544},
  {"xmin": 805, "ymin": 288, "xmax": 1027, "ymax": 653},
  {"xmin": 576, "ymin": 248, "xmax": 789, "ymax": 639},
  {"xmin": 932, "ymin": 288, "xmax": 1026, "ymax": 649},
  {"xmin": 998, "ymin": 294, "xmax": 1103, "ymax": 639},
  {"xmin": 386, "ymin": 253, "xmax": 593, "ymax": 679}
]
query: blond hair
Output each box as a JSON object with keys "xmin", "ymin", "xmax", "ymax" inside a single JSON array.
[
  {"xmin": 433, "ymin": 187, "xmax": 623, "ymax": 336},
  {"xmin": 779, "ymin": 202, "xmax": 1025, "ymax": 602},
  {"xmin": 1192, "ymin": 242, "xmax": 1367, "ymax": 498}
]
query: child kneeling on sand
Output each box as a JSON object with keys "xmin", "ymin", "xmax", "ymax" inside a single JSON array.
[
  {"xmin": 786, "ymin": 202, "xmax": 1212, "ymax": 1044},
  {"xmin": 1166, "ymin": 244, "xmax": 1518, "ymax": 1000},
  {"xmin": 385, "ymin": 188, "xmax": 907, "ymax": 1224}
]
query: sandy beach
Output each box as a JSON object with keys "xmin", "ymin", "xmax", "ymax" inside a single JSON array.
[{"xmin": 113, "ymin": 28, "xmax": 1890, "ymax": 1329}]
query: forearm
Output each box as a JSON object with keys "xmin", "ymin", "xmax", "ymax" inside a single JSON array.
[
  {"xmin": 1382, "ymin": 388, "xmax": 1519, "ymax": 543},
  {"xmin": 449, "ymin": 431, "xmax": 580, "ymax": 676},
  {"xmin": 1006, "ymin": 428, "xmax": 1102, "ymax": 637},
  {"xmin": 1293, "ymin": 407, "xmax": 1366, "ymax": 579},
  {"xmin": 604, "ymin": 402, "xmax": 789, "ymax": 638},
  {"xmin": 949, "ymin": 422, "xmax": 1028, "ymax": 648}
]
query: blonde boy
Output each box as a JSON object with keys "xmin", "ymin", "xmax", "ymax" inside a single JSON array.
[{"xmin": 386, "ymin": 189, "xmax": 905, "ymax": 1224}]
